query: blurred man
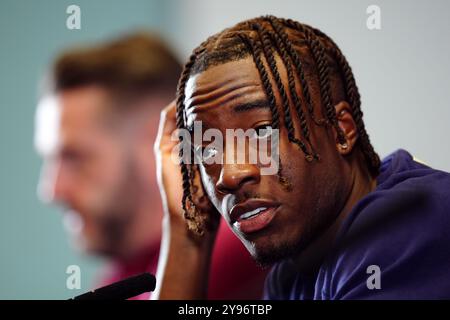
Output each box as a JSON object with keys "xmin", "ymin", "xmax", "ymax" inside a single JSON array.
[{"xmin": 35, "ymin": 33, "xmax": 267, "ymax": 299}]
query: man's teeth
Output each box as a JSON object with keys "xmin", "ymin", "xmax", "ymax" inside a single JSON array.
[{"xmin": 239, "ymin": 207, "xmax": 267, "ymax": 220}]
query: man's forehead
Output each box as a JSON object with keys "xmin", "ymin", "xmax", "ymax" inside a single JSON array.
[
  {"xmin": 59, "ymin": 86, "xmax": 109, "ymax": 120},
  {"xmin": 184, "ymin": 58, "xmax": 266, "ymax": 123},
  {"xmin": 34, "ymin": 89, "xmax": 109, "ymax": 156},
  {"xmin": 34, "ymin": 95, "xmax": 62, "ymax": 156},
  {"xmin": 185, "ymin": 58, "xmax": 260, "ymax": 103}
]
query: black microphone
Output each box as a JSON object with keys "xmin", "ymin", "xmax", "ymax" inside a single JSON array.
[{"xmin": 71, "ymin": 272, "xmax": 156, "ymax": 300}]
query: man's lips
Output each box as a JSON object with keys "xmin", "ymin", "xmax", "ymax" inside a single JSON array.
[{"xmin": 229, "ymin": 199, "xmax": 280, "ymax": 234}]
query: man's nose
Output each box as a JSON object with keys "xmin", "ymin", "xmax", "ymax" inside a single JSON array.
[
  {"xmin": 38, "ymin": 160, "xmax": 70, "ymax": 205},
  {"xmin": 215, "ymin": 163, "xmax": 260, "ymax": 194}
]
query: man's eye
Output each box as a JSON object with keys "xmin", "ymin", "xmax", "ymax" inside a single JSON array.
[
  {"xmin": 253, "ymin": 124, "xmax": 273, "ymax": 139},
  {"xmin": 203, "ymin": 147, "xmax": 219, "ymax": 161},
  {"xmin": 194, "ymin": 145, "xmax": 218, "ymax": 162},
  {"xmin": 61, "ymin": 149, "xmax": 84, "ymax": 164}
]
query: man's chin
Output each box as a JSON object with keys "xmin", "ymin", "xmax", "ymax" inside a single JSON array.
[
  {"xmin": 243, "ymin": 237, "xmax": 304, "ymax": 269},
  {"xmin": 81, "ymin": 237, "xmax": 119, "ymax": 257},
  {"xmin": 66, "ymin": 234, "xmax": 88, "ymax": 253},
  {"xmin": 251, "ymin": 245, "xmax": 297, "ymax": 269},
  {"xmin": 67, "ymin": 233, "xmax": 103, "ymax": 256}
]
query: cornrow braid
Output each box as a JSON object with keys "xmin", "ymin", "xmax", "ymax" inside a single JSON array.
[
  {"xmin": 287, "ymin": 19, "xmax": 346, "ymax": 144},
  {"xmin": 263, "ymin": 20, "xmax": 319, "ymax": 160},
  {"xmin": 251, "ymin": 22, "xmax": 314, "ymax": 161},
  {"xmin": 175, "ymin": 46, "xmax": 205, "ymax": 235},
  {"xmin": 306, "ymin": 25, "xmax": 381, "ymax": 175},
  {"xmin": 237, "ymin": 32, "xmax": 280, "ymax": 131},
  {"xmin": 265, "ymin": 16, "xmax": 328, "ymax": 127}
]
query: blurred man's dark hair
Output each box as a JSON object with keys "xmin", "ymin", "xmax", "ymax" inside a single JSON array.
[{"xmin": 51, "ymin": 32, "xmax": 182, "ymax": 109}]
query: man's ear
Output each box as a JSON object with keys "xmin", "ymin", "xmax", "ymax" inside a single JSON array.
[{"xmin": 334, "ymin": 101, "xmax": 358, "ymax": 155}]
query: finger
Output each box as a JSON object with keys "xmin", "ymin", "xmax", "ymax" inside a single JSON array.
[
  {"xmin": 191, "ymin": 165, "xmax": 217, "ymax": 214},
  {"xmin": 161, "ymin": 100, "xmax": 177, "ymax": 135},
  {"xmin": 154, "ymin": 100, "xmax": 177, "ymax": 153}
]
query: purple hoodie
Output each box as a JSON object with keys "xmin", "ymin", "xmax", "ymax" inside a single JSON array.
[{"xmin": 264, "ymin": 149, "xmax": 450, "ymax": 299}]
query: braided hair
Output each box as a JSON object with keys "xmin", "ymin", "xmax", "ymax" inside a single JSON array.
[{"xmin": 175, "ymin": 16, "xmax": 380, "ymax": 234}]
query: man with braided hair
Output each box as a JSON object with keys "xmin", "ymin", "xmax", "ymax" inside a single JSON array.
[{"xmin": 154, "ymin": 16, "xmax": 450, "ymax": 299}]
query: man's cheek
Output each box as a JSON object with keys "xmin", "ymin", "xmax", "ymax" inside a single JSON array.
[{"xmin": 199, "ymin": 166, "xmax": 221, "ymax": 211}]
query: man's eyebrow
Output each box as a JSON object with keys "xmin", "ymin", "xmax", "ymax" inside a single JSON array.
[
  {"xmin": 185, "ymin": 99, "xmax": 270, "ymax": 132},
  {"xmin": 186, "ymin": 121, "xmax": 212, "ymax": 133},
  {"xmin": 232, "ymin": 99, "xmax": 270, "ymax": 113}
]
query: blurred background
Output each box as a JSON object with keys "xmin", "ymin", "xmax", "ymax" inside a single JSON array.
[{"xmin": 0, "ymin": 0, "xmax": 449, "ymax": 299}]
